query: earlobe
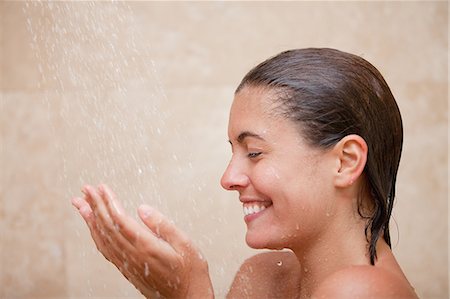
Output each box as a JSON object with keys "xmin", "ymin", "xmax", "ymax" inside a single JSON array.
[{"xmin": 334, "ymin": 135, "xmax": 368, "ymax": 188}]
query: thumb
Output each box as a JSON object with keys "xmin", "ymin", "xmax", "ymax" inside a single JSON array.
[{"xmin": 138, "ymin": 205, "xmax": 191, "ymax": 253}]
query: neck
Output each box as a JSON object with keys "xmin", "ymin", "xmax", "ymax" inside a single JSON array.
[{"xmin": 290, "ymin": 204, "xmax": 372, "ymax": 297}]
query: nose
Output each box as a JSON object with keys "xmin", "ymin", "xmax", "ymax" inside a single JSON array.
[{"xmin": 220, "ymin": 158, "xmax": 249, "ymax": 191}]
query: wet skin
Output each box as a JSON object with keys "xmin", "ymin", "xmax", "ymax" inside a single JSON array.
[{"xmin": 72, "ymin": 85, "xmax": 418, "ymax": 299}]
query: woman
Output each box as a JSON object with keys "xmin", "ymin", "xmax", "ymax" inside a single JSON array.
[{"xmin": 72, "ymin": 48, "xmax": 418, "ymax": 298}]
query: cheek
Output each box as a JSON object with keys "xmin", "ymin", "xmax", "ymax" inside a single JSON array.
[
  {"xmin": 271, "ymin": 161, "xmax": 331, "ymax": 216},
  {"xmin": 250, "ymin": 164, "xmax": 282, "ymax": 193},
  {"xmin": 262, "ymin": 165, "xmax": 282, "ymax": 181},
  {"xmin": 251, "ymin": 163, "xmax": 310, "ymax": 212}
]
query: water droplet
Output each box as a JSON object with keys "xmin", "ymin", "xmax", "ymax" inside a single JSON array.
[
  {"xmin": 277, "ymin": 261, "xmax": 283, "ymax": 266},
  {"xmin": 144, "ymin": 262, "xmax": 149, "ymax": 277}
]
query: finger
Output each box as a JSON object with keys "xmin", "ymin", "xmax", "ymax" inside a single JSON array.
[
  {"xmin": 73, "ymin": 191, "xmax": 151, "ymax": 289},
  {"xmin": 110, "ymin": 208, "xmax": 179, "ymax": 264},
  {"xmin": 93, "ymin": 185, "xmax": 174, "ymax": 262},
  {"xmin": 71, "ymin": 196, "xmax": 86, "ymax": 210},
  {"xmin": 93, "ymin": 186, "xmax": 142, "ymax": 254},
  {"xmin": 93, "ymin": 187, "xmax": 158, "ymax": 247},
  {"xmin": 83, "ymin": 184, "xmax": 113, "ymax": 225},
  {"xmin": 138, "ymin": 205, "xmax": 191, "ymax": 253},
  {"xmin": 82, "ymin": 186, "xmax": 116, "ymax": 239},
  {"xmin": 71, "ymin": 196, "xmax": 95, "ymax": 226},
  {"xmin": 78, "ymin": 187, "xmax": 137, "ymax": 260},
  {"xmin": 98, "ymin": 184, "xmax": 126, "ymax": 222},
  {"xmin": 90, "ymin": 187, "xmax": 178, "ymax": 266},
  {"xmin": 77, "ymin": 201, "xmax": 134, "ymax": 267},
  {"xmin": 117, "ymin": 211, "xmax": 175, "ymax": 258},
  {"xmin": 73, "ymin": 198, "xmax": 110, "ymax": 256},
  {"xmin": 81, "ymin": 184, "xmax": 96, "ymax": 209},
  {"xmin": 96, "ymin": 185, "xmax": 140, "ymax": 249}
]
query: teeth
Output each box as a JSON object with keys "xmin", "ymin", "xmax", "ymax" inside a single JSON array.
[{"xmin": 243, "ymin": 203, "xmax": 267, "ymax": 216}]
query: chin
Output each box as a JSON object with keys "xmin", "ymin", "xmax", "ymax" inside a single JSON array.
[
  {"xmin": 245, "ymin": 232, "xmax": 265, "ymax": 249},
  {"xmin": 245, "ymin": 233, "xmax": 285, "ymax": 250}
]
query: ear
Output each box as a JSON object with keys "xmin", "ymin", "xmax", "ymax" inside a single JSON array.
[{"xmin": 333, "ymin": 134, "xmax": 368, "ymax": 188}]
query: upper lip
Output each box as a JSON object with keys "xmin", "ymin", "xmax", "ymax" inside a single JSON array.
[{"xmin": 239, "ymin": 196, "xmax": 272, "ymax": 204}]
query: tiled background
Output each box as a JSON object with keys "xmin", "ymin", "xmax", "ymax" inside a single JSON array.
[{"xmin": 1, "ymin": 2, "xmax": 448, "ymax": 298}]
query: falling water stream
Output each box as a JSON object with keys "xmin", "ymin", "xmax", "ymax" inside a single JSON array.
[
  {"xmin": 22, "ymin": 1, "xmax": 214, "ymax": 297},
  {"xmin": 23, "ymin": 1, "xmax": 169, "ymax": 208}
]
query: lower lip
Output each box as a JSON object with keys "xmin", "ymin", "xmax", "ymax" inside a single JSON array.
[{"xmin": 244, "ymin": 205, "xmax": 271, "ymax": 224}]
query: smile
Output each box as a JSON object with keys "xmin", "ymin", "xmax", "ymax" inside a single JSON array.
[{"xmin": 242, "ymin": 202, "xmax": 272, "ymax": 216}]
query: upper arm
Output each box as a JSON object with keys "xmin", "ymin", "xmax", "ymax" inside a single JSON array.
[
  {"xmin": 227, "ymin": 251, "xmax": 301, "ymax": 299},
  {"xmin": 312, "ymin": 266, "xmax": 418, "ymax": 299}
]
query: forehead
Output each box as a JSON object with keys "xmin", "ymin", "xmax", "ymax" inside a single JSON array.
[
  {"xmin": 230, "ymin": 86, "xmax": 279, "ymax": 119},
  {"xmin": 228, "ymin": 86, "xmax": 293, "ymax": 140}
]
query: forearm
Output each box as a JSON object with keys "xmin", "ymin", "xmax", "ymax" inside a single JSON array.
[{"xmin": 186, "ymin": 261, "xmax": 215, "ymax": 299}]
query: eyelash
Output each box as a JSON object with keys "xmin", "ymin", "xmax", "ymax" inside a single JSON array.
[{"xmin": 247, "ymin": 152, "xmax": 262, "ymax": 158}]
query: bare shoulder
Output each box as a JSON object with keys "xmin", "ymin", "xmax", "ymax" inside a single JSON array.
[
  {"xmin": 227, "ymin": 251, "xmax": 301, "ymax": 299},
  {"xmin": 312, "ymin": 265, "xmax": 418, "ymax": 299}
]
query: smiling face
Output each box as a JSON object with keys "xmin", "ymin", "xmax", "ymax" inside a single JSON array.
[{"xmin": 221, "ymin": 86, "xmax": 338, "ymax": 251}]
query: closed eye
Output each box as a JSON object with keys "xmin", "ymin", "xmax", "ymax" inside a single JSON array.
[{"xmin": 247, "ymin": 152, "xmax": 262, "ymax": 158}]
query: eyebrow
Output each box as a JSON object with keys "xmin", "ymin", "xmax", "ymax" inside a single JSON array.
[{"xmin": 235, "ymin": 131, "xmax": 266, "ymax": 143}]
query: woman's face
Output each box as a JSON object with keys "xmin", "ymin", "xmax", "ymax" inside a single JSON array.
[{"xmin": 221, "ymin": 86, "xmax": 337, "ymax": 251}]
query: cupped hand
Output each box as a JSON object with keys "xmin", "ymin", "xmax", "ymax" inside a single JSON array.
[{"xmin": 71, "ymin": 184, "xmax": 214, "ymax": 299}]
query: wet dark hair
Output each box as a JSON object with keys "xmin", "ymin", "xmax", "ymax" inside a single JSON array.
[{"xmin": 236, "ymin": 48, "xmax": 403, "ymax": 265}]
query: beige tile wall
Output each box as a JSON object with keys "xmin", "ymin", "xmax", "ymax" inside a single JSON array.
[{"xmin": 1, "ymin": 1, "xmax": 448, "ymax": 298}]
